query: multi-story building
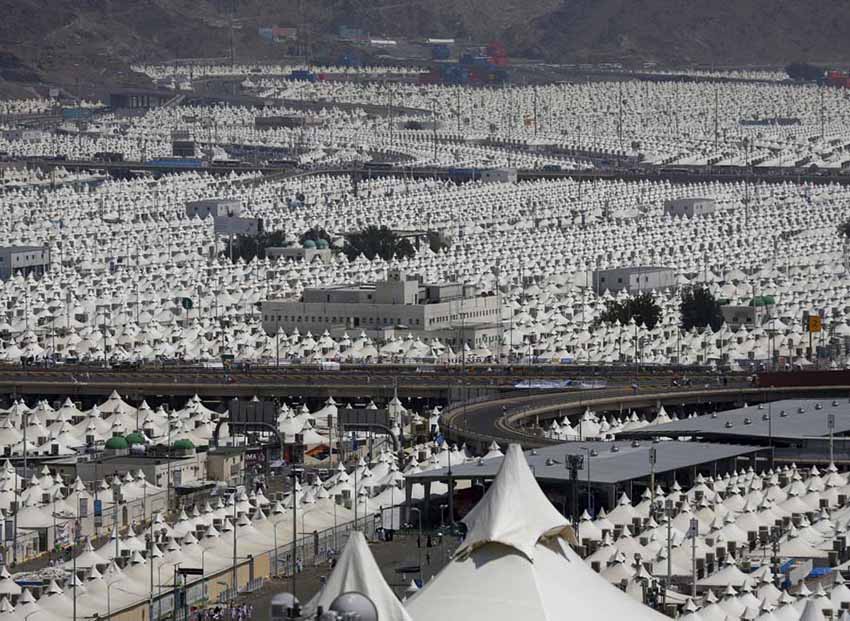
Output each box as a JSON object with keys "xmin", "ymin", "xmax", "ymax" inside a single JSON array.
[
  {"xmin": 0, "ymin": 246, "xmax": 50, "ymax": 281},
  {"xmin": 592, "ymin": 266, "xmax": 676, "ymax": 295},
  {"xmin": 186, "ymin": 198, "xmax": 242, "ymax": 219},
  {"xmin": 266, "ymin": 245, "xmax": 333, "ymax": 264},
  {"xmin": 664, "ymin": 197, "xmax": 716, "ymax": 218},
  {"xmin": 261, "ymin": 269, "xmax": 503, "ymax": 350}
]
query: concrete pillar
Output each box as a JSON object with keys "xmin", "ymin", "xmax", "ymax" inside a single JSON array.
[
  {"xmin": 403, "ymin": 478, "xmax": 414, "ymax": 524},
  {"xmin": 607, "ymin": 484, "xmax": 617, "ymax": 510},
  {"xmin": 423, "ymin": 480, "xmax": 432, "ymax": 524}
]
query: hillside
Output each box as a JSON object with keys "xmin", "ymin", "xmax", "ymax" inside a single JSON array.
[
  {"xmin": 1, "ymin": 0, "xmax": 849, "ymax": 95},
  {"xmin": 527, "ymin": 0, "xmax": 850, "ymax": 66}
]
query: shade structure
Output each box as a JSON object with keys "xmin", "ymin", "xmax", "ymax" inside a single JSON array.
[
  {"xmin": 305, "ymin": 530, "xmax": 412, "ymax": 621},
  {"xmin": 405, "ymin": 444, "xmax": 666, "ymax": 621}
]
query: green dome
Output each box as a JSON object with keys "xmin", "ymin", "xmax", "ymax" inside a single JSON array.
[
  {"xmin": 316, "ymin": 239, "xmax": 329, "ymax": 250},
  {"xmin": 105, "ymin": 436, "xmax": 129, "ymax": 450},
  {"xmin": 303, "ymin": 239, "xmax": 317, "ymax": 249},
  {"xmin": 172, "ymin": 439, "xmax": 195, "ymax": 450},
  {"xmin": 125, "ymin": 432, "xmax": 145, "ymax": 446}
]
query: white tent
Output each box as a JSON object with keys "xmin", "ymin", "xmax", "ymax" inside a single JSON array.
[
  {"xmin": 405, "ymin": 444, "xmax": 667, "ymax": 621},
  {"xmin": 305, "ymin": 530, "xmax": 412, "ymax": 621}
]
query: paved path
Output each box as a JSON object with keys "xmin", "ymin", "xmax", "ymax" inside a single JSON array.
[{"xmin": 216, "ymin": 530, "xmax": 454, "ymax": 621}]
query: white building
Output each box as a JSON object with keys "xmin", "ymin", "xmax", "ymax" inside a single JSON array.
[
  {"xmin": 664, "ymin": 197, "xmax": 716, "ymax": 218},
  {"xmin": 261, "ymin": 269, "xmax": 502, "ymax": 349},
  {"xmin": 592, "ymin": 266, "xmax": 676, "ymax": 294}
]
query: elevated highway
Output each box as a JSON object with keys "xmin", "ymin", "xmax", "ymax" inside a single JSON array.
[
  {"xmin": 20, "ymin": 159, "xmax": 850, "ymax": 187},
  {"xmin": 440, "ymin": 382, "xmax": 850, "ymax": 452},
  {"xmin": 0, "ymin": 364, "xmax": 716, "ymax": 404}
]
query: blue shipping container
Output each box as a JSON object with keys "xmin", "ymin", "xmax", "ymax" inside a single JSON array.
[
  {"xmin": 62, "ymin": 108, "xmax": 93, "ymax": 120},
  {"xmin": 289, "ymin": 70, "xmax": 317, "ymax": 82},
  {"xmin": 431, "ymin": 44, "xmax": 451, "ymax": 60},
  {"xmin": 146, "ymin": 158, "xmax": 205, "ymax": 168}
]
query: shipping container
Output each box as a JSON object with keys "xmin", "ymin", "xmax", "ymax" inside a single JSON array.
[
  {"xmin": 62, "ymin": 107, "xmax": 93, "ymax": 120},
  {"xmin": 146, "ymin": 158, "xmax": 206, "ymax": 169},
  {"xmin": 338, "ymin": 51, "xmax": 363, "ymax": 67},
  {"xmin": 431, "ymin": 44, "xmax": 451, "ymax": 60},
  {"xmin": 288, "ymin": 69, "xmax": 317, "ymax": 82}
]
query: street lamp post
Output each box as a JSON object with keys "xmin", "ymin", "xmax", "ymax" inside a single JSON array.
[
  {"xmin": 273, "ymin": 520, "xmax": 287, "ymax": 577},
  {"xmin": 409, "ymin": 507, "xmax": 423, "ymax": 583},
  {"xmin": 107, "ymin": 581, "xmax": 133, "ymax": 621},
  {"xmin": 290, "ymin": 468, "xmax": 303, "ymax": 611}
]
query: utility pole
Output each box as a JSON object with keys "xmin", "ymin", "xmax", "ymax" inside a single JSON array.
[
  {"xmin": 820, "ymin": 87, "xmax": 825, "ymax": 140},
  {"xmin": 456, "ymin": 88, "xmax": 461, "ymax": 133},
  {"xmin": 566, "ymin": 454, "xmax": 584, "ymax": 539},
  {"xmin": 617, "ymin": 82, "xmax": 624, "ymax": 154},
  {"xmin": 231, "ymin": 496, "xmax": 237, "ymax": 615},
  {"xmin": 714, "ymin": 86, "xmax": 719, "ymax": 150},
  {"xmin": 649, "ymin": 447, "xmax": 657, "ymax": 506},
  {"xmin": 690, "ymin": 517, "xmax": 698, "ymax": 598},
  {"xmin": 432, "ymin": 100, "xmax": 438, "ymax": 164},
  {"xmin": 533, "ymin": 86, "xmax": 539, "ymax": 137}
]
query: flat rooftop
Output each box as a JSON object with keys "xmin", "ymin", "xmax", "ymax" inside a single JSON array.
[
  {"xmin": 596, "ymin": 266, "xmax": 673, "ymax": 275},
  {"xmin": 618, "ymin": 398, "xmax": 850, "ymax": 442},
  {"xmin": 408, "ymin": 440, "xmax": 761, "ymax": 486}
]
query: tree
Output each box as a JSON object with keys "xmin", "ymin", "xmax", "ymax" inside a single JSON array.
[
  {"xmin": 785, "ymin": 62, "xmax": 826, "ymax": 82},
  {"xmin": 343, "ymin": 226, "xmax": 415, "ymax": 261},
  {"xmin": 299, "ymin": 227, "xmax": 333, "ymax": 246},
  {"xmin": 598, "ymin": 293, "xmax": 662, "ymax": 330},
  {"xmin": 838, "ymin": 219, "xmax": 850, "ymax": 239},
  {"xmin": 427, "ymin": 231, "xmax": 450, "ymax": 253},
  {"xmin": 224, "ymin": 230, "xmax": 288, "ymax": 263},
  {"xmin": 680, "ymin": 285, "xmax": 724, "ymax": 332}
]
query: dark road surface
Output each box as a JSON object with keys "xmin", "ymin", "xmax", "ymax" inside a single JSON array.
[{"xmin": 223, "ymin": 530, "xmax": 453, "ymax": 621}]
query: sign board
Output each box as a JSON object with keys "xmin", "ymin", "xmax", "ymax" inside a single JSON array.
[
  {"xmin": 213, "ymin": 216, "xmax": 262, "ymax": 236},
  {"xmin": 181, "ymin": 298, "xmax": 193, "ymax": 311},
  {"xmin": 338, "ymin": 408, "xmax": 390, "ymax": 433},
  {"xmin": 808, "ymin": 315, "xmax": 822, "ymax": 333},
  {"xmin": 245, "ymin": 447, "xmax": 268, "ymax": 470},
  {"xmin": 828, "ymin": 413, "xmax": 836, "ymax": 431},
  {"xmin": 228, "ymin": 398, "xmax": 278, "ymax": 426},
  {"xmin": 94, "ymin": 499, "xmax": 102, "ymax": 516},
  {"xmin": 178, "ymin": 567, "xmax": 204, "ymax": 576},
  {"xmin": 688, "ymin": 517, "xmax": 699, "ymax": 538}
]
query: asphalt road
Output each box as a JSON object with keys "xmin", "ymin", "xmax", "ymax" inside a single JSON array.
[
  {"xmin": 0, "ymin": 364, "xmax": 712, "ymax": 394},
  {"xmin": 441, "ymin": 375, "xmax": 751, "ymax": 447},
  {"xmin": 218, "ymin": 529, "xmax": 454, "ymax": 621}
]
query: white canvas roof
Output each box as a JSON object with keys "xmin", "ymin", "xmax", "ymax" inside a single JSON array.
[
  {"xmin": 305, "ymin": 530, "xmax": 412, "ymax": 621},
  {"xmin": 457, "ymin": 444, "xmax": 572, "ymax": 561},
  {"xmin": 406, "ymin": 443, "xmax": 666, "ymax": 621}
]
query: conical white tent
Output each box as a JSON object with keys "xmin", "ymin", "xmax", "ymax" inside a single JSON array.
[
  {"xmin": 305, "ymin": 530, "xmax": 412, "ymax": 621},
  {"xmin": 405, "ymin": 444, "xmax": 667, "ymax": 621}
]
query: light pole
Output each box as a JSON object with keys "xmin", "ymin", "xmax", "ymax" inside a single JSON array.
[
  {"xmin": 290, "ymin": 467, "xmax": 303, "ymax": 610},
  {"xmin": 107, "ymin": 581, "xmax": 133, "ymax": 621},
  {"xmin": 409, "ymin": 507, "xmax": 423, "ymax": 583},
  {"xmin": 157, "ymin": 561, "xmax": 180, "ymax": 617},
  {"xmin": 273, "ymin": 520, "xmax": 286, "ymax": 577},
  {"xmin": 230, "ymin": 495, "xmax": 237, "ymax": 621},
  {"xmin": 172, "ymin": 563, "xmax": 184, "ymax": 621}
]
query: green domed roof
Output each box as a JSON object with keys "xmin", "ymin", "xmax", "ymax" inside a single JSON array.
[
  {"xmin": 125, "ymin": 432, "xmax": 145, "ymax": 446},
  {"xmin": 315, "ymin": 239, "xmax": 329, "ymax": 250},
  {"xmin": 303, "ymin": 239, "xmax": 317, "ymax": 249},
  {"xmin": 105, "ymin": 436, "xmax": 129, "ymax": 450},
  {"xmin": 172, "ymin": 439, "xmax": 195, "ymax": 450}
]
